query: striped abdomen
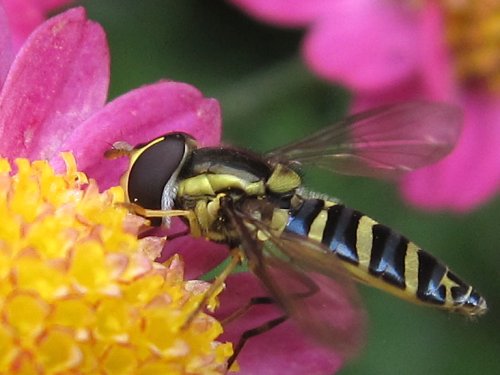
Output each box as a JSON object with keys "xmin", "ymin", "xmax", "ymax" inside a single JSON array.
[{"xmin": 284, "ymin": 198, "xmax": 487, "ymax": 316}]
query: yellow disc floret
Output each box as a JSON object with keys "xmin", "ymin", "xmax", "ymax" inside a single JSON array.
[
  {"xmin": 0, "ymin": 153, "xmax": 233, "ymax": 374},
  {"xmin": 441, "ymin": 0, "xmax": 500, "ymax": 92}
]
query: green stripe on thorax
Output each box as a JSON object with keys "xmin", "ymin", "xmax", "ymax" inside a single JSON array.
[
  {"xmin": 177, "ymin": 162, "xmax": 302, "ymax": 198},
  {"xmin": 177, "ymin": 174, "xmax": 266, "ymax": 196}
]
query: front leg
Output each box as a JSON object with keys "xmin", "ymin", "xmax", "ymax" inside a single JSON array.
[
  {"xmin": 120, "ymin": 202, "xmax": 202, "ymax": 237},
  {"xmin": 182, "ymin": 248, "xmax": 245, "ymax": 328}
]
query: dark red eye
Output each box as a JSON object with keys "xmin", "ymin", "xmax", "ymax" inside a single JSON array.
[{"xmin": 127, "ymin": 133, "xmax": 188, "ymax": 210}]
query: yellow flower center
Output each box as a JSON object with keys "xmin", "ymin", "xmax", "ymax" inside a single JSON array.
[
  {"xmin": 0, "ymin": 154, "xmax": 233, "ymax": 374},
  {"xmin": 441, "ymin": 0, "xmax": 500, "ymax": 92}
]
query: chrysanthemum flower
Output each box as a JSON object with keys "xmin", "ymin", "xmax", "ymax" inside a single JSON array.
[
  {"xmin": 0, "ymin": 4, "xmax": 233, "ymax": 373},
  {"xmin": 228, "ymin": 0, "xmax": 500, "ymax": 211},
  {"xmin": 0, "ymin": 154, "xmax": 233, "ymax": 373},
  {"xmin": 0, "ymin": 2, "xmax": 227, "ymax": 290},
  {"xmin": 0, "ymin": 6, "xmax": 221, "ymax": 188}
]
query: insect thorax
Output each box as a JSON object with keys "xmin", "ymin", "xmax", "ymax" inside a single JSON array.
[{"xmin": 174, "ymin": 147, "xmax": 302, "ymax": 243}]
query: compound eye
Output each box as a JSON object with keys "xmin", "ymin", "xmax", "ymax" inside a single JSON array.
[{"xmin": 127, "ymin": 133, "xmax": 187, "ymax": 210}]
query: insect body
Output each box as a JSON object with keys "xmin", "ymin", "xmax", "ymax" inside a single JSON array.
[
  {"xmin": 284, "ymin": 197, "xmax": 485, "ymax": 312},
  {"xmin": 106, "ymin": 102, "xmax": 487, "ymax": 362}
]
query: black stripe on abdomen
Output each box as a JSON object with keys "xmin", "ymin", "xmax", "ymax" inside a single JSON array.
[
  {"xmin": 417, "ymin": 250, "xmax": 447, "ymax": 305},
  {"xmin": 369, "ymin": 224, "xmax": 407, "ymax": 289},
  {"xmin": 321, "ymin": 204, "xmax": 361, "ymax": 265},
  {"xmin": 447, "ymin": 270, "xmax": 476, "ymax": 307},
  {"xmin": 286, "ymin": 199, "xmax": 324, "ymax": 237}
]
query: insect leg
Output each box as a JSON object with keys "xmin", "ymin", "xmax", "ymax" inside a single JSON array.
[
  {"xmin": 224, "ymin": 271, "xmax": 328, "ymax": 369},
  {"xmin": 222, "ymin": 272, "xmax": 320, "ymax": 327},
  {"xmin": 183, "ymin": 248, "xmax": 244, "ymax": 328},
  {"xmin": 227, "ymin": 315, "xmax": 288, "ymax": 371},
  {"xmin": 119, "ymin": 202, "xmax": 203, "ymax": 237},
  {"xmin": 222, "ymin": 296, "xmax": 275, "ymax": 325}
]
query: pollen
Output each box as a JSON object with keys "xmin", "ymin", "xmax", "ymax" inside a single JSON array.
[
  {"xmin": 0, "ymin": 154, "xmax": 233, "ymax": 374},
  {"xmin": 441, "ymin": 0, "xmax": 500, "ymax": 92}
]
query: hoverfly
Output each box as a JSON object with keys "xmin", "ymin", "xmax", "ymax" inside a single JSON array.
[{"xmin": 106, "ymin": 102, "xmax": 487, "ymax": 368}]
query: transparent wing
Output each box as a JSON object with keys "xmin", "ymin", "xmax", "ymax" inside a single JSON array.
[
  {"xmin": 266, "ymin": 101, "xmax": 463, "ymax": 178},
  {"xmin": 224, "ymin": 201, "xmax": 365, "ymax": 359}
]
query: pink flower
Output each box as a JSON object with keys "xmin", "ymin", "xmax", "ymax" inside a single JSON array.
[
  {"xmin": 1, "ymin": 0, "xmax": 72, "ymax": 49},
  {"xmin": 0, "ymin": 6, "xmax": 221, "ymax": 187},
  {"xmin": 0, "ymin": 5, "xmax": 363, "ymax": 374},
  {"xmin": 0, "ymin": 0, "xmax": 73, "ymax": 82},
  {"xmin": 0, "ymin": 2, "xmax": 224, "ymax": 303},
  {"xmin": 229, "ymin": 0, "xmax": 500, "ymax": 211},
  {"xmin": 216, "ymin": 272, "xmax": 363, "ymax": 375}
]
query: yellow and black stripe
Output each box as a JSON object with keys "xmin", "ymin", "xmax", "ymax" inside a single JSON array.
[{"xmin": 284, "ymin": 198, "xmax": 487, "ymax": 316}]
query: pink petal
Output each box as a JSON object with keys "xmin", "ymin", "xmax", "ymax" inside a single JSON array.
[
  {"xmin": 0, "ymin": 7, "xmax": 109, "ymax": 160},
  {"xmin": 401, "ymin": 92, "xmax": 500, "ymax": 211},
  {"xmin": 153, "ymin": 219, "xmax": 229, "ymax": 280},
  {"xmin": 228, "ymin": 0, "xmax": 336, "ymax": 26},
  {"xmin": 52, "ymin": 81, "xmax": 222, "ymax": 189},
  {"xmin": 303, "ymin": 0, "xmax": 419, "ymax": 92},
  {"xmin": 418, "ymin": 2, "xmax": 459, "ymax": 100},
  {"xmin": 218, "ymin": 273, "xmax": 345, "ymax": 374},
  {"xmin": 38, "ymin": 0, "xmax": 71, "ymax": 8},
  {"xmin": 0, "ymin": 5, "xmax": 14, "ymax": 86},
  {"xmin": 164, "ymin": 232, "xmax": 229, "ymax": 280},
  {"xmin": 2, "ymin": 0, "xmax": 72, "ymax": 50},
  {"xmin": 351, "ymin": 77, "xmax": 427, "ymax": 112}
]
